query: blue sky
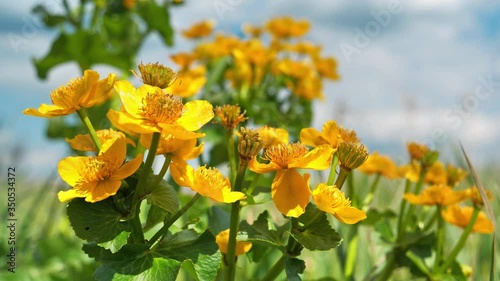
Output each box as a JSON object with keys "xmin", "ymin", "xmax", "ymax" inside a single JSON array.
[{"xmin": 2, "ymin": 0, "xmax": 500, "ymax": 178}]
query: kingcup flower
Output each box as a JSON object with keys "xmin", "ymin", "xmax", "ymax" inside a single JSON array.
[
  {"xmin": 249, "ymin": 142, "xmax": 333, "ymax": 217},
  {"xmin": 424, "ymin": 161, "xmax": 447, "ymax": 185},
  {"xmin": 182, "ymin": 20, "xmax": 214, "ymax": 39},
  {"xmin": 256, "ymin": 126, "xmax": 289, "ymax": 149},
  {"xmin": 312, "ymin": 183, "xmax": 366, "ymax": 224},
  {"xmin": 300, "ymin": 120, "xmax": 360, "ymax": 150},
  {"xmin": 216, "ymin": 229, "xmax": 253, "ymax": 256},
  {"xmin": 140, "ymin": 133, "xmax": 203, "ymax": 160},
  {"xmin": 265, "ymin": 16, "xmax": 310, "ymax": 38},
  {"xmin": 107, "ymin": 80, "xmax": 214, "ymax": 138},
  {"xmin": 167, "ymin": 66, "xmax": 207, "ymax": 98},
  {"xmin": 441, "ymin": 205, "xmax": 494, "ymax": 234},
  {"xmin": 214, "ymin": 104, "xmax": 247, "ymax": 131},
  {"xmin": 66, "ymin": 128, "xmax": 135, "ymax": 152},
  {"xmin": 170, "ymin": 162, "xmax": 246, "ymax": 203},
  {"xmin": 23, "ymin": 70, "xmax": 116, "ymax": 118},
  {"xmin": 57, "ymin": 137, "xmax": 143, "ymax": 203},
  {"xmin": 358, "ymin": 151, "xmax": 399, "ymax": 179},
  {"xmin": 403, "ymin": 184, "xmax": 470, "ymax": 206}
]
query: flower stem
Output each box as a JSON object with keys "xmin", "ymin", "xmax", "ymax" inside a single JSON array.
[
  {"xmin": 151, "ymin": 154, "xmax": 173, "ymax": 188},
  {"xmin": 362, "ymin": 173, "xmax": 381, "ymax": 211},
  {"xmin": 375, "ymin": 249, "xmax": 397, "ymax": 281},
  {"xmin": 433, "ymin": 205, "xmax": 445, "ymax": 271},
  {"xmin": 436, "ymin": 207, "xmax": 480, "ymax": 274},
  {"xmin": 130, "ymin": 132, "xmax": 161, "ymax": 244},
  {"xmin": 334, "ymin": 167, "xmax": 350, "ymax": 190},
  {"xmin": 260, "ymin": 255, "xmax": 285, "ymax": 281},
  {"xmin": 397, "ymin": 179, "xmax": 412, "ymax": 240},
  {"xmin": 149, "ymin": 193, "xmax": 202, "ymax": 247},
  {"xmin": 76, "ymin": 108, "xmax": 101, "ymax": 151},
  {"xmin": 225, "ymin": 163, "xmax": 247, "ymax": 281},
  {"xmin": 400, "ymin": 168, "xmax": 427, "ymax": 237},
  {"xmin": 344, "ymin": 229, "xmax": 359, "ymax": 280},
  {"xmin": 226, "ymin": 129, "xmax": 237, "ymax": 184},
  {"xmin": 326, "ymin": 152, "xmax": 338, "ymax": 185}
]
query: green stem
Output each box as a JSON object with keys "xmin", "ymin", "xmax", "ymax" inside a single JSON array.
[
  {"xmin": 226, "ymin": 129, "xmax": 237, "ymax": 184},
  {"xmin": 327, "ymin": 153, "xmax": 339, "ymax": 185},
  {"xmin": 433, "ymin": 205, "xmax": 445, "ymax": 271},
  {"xmin": 344, "ymin": 229, "xmax": 359, "ymax": 280},
  {"xmin": 225, "ymin": 164, "xmax": 248, "ymax": 281},
  {"xmin": 362, "ymin": 174, "xmax": 381, "ymax": 211},
  {"xmin": 334, "ymin": 167, "xmax": 350, "ymax": 190},
  {"xmin": 406, "ymin": 250, "xmax": 431, "ymax": 276},
  {"xmin": 422, "ymin": 208, "xmax": 438, "ymax": 233},
  {"xmin": 400, "ymin": 168, "xmax": 427, "ymax": 237},
  {"xmin": 260, "ymin": 255, "xmax": 285, "ymax": 281},
  {"xmin": 77, "ymin": 108, "xmax": 101, "ymax": 151},
  {"xmin": 375, "ymin": 249, "xmax": 397, "ymax": 281},
  {"xmin": 130, "ymin": 132, "xmax": 161, "ymax": 244},
  {"xmin": 149, "ymin": 193, "xmax": 202, "ymax": 247},
  {"xmin": 397, "ymin": 179, "xmax": 412, "ymax": 240},
  {"xmin": 151, "ymin": 154, "xmax": 173, "ymax": 188},
  {"xmin": 436, "ymin": 207, "xmax": 480, "ymax": 274}
]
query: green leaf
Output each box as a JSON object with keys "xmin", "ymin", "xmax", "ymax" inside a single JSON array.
[
  {"xmin": 361, "ymin": 208, "xmax": 397, "ymax": 226},
  {"xmin": 208, "ymin": 141, "xmax": 229, "ymax": 167},
  {"xmin": 143, "ymin": 204, "xmax": 167, "ymax": 232},
  {"xmin": 239, "ymin": 211, "xmax": 286, "ymax": 249},
  {"xmin": 155, "ymin": 230, "xmax": 221, "ymax": 281},
  {"xmin": 82, "ymin": 242, "xmax": 104, "ymax": 261},
  {"xmin": 146, "ymin": 180, "xmax": 180, "ymax": 214},
  {"xmin": 98, "ymin": 231, "xmax": 131, "ymax": 253},
  {"xmin": 375, "ymin": 219, "xmax": 395, "ymax": 243},
  {"xmin": 285, "ymin": 257, "xmax": 305, "ymax": 281},
  {"xmin": 67, "ymin": 198, "xmax": 131, "ymax": 243},
  {"xmin": 207, "ymin": 206, "xmax": 230, "ymax": 234},
  {"xmin": 95, "ymin": 244, "xmax": 181, "ymax": 281},
  {"xmin": 32, "ymin": 4, "xmax": 66, "ymax": 27},
  {"xmin": 292, "ymin": 204, "xmax": 342, "ymax": 251},
  {"xmin": 137, "ymin": 1, "xmax": 174, "ymax": 46}
]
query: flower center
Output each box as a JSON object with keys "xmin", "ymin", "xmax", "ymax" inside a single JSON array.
[
  {"xmin": 81, "ymin": 157, "xmax": 117, "ymax": 183},
  {"xmin": 50, "ymin": 77, "xmax": 83, "ymax": 108},
  {"xmin": 141, "ymin": 91, "xmax": 184, "ymax": 125},
  {"xmin": 194, "ymin": 166, "xmax": 228, "ymax": 192},
  {"xmin": 324, "ymin": 187, "xmax": 350, "ymax": 209},
  {"xmin": 263, "ymin": 142, "xmax": 308, "ymax": 169}
]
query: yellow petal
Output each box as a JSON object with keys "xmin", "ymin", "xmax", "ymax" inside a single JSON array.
[
  {"xmin": 183, "ymin": 142, "xmax": 204, "ymax": 160},
  {"xmin": 58, "ymin": 156, "xmax": 87, "ymax": 187},
  {"xmin": 300, "ymin": 128, "xmax": 326, "ymax": 147},
  {"xmin": 176, "ymin": 100, "xmax": 214, "ymax": 131},
  {"xmin": 57, "ymin": 189, "xmax": 88, "ymax": 202},
  {"xmin": 114, "ymin": 80, "xmax": 150, "ymax": 119},
  {"xmin": 88, "ymin": 73, "xmax": 117, "ymax": 105},
  {"xmin": 170, "ymin": 161, "xmax": 195, "ymax": 187},
  {"xmin": 216, "ymin": 229, "xmax": 253, "ymax": 256},
  {"xmin": 110, "ymin": 154, "xmax": 143, "ymax": 181},
  {"xmin": 107, "ymin": 109, "xmax": 159, "ymax": 134},
  {"xmin": 272, "ymin": 170, "xmax": 310, "ymax": 217},
  {"xmin": 334, "ymin": 207, "xmax": 367, "ymax": 224},
  {"xmin": 23, "ymin": 104, "xmax": 74, "ymax": 118},
  {"xmin": 321, "ymin": 120, "xmax": 340, "ymax": 147},
  {"xmin": 99, "ymin": 137, "xmax": 126, "ymax": 161},
  {"xmin": 403, "ymin": 193, "xmax": 430, "ymax": 205},
  {"xmin": 289, "ymin": 144, "xmax": 333, "ymax": 170},
  {"xmin": 85, "ymin": 180, "xmax": 122, "ymax": 202},
  {"xmin": 160, "ymin": 124, "xmax": 206, "ymax": 140},
  {"xmin": 248, "ymin": 157, "xmax": 280, "ymax": 174},
  {"xmin": 75, "ymin": 70, "xmax": 100, "ymax": 105}
]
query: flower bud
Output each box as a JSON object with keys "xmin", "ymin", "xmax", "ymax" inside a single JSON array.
[
  {"xmin": 238, "ymin": 127, "xmax": 263, "ymax": 164},
  {"xmin": 132, "ymin": 62, "xmax": 177, "ymax": 88},
  {"xmin": 338, "ymin": 142, "xmax": 369, "ymax": 172},
  {"xmin": 215, "ymin": 105, "xmax": 248, "ymax": 131}
]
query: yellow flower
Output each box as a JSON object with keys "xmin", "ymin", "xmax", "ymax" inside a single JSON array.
[
  {"xmin": 65, "ymin": 128, "xmax": 136, "ymax": 152},
  {"xmin": 314, "ymin": 57, "xmax": 340, "ymax": 80},
  {"xmin": 57, "ymin": 137, "xmax": 143, "ymax": 203},
  {"xmin": 249, "ymin": 143, "xmax": 333, "ymax": 217},
  {"xmin": 107, "ymin": 80, "xmax": 214, "ymax": 138},
  {"xmin": 358, "ymin": 151, "xmax": 400, "ymax": 179},
  {"xmin": 285, "ymin": 41, "xmax": 322, "ymax": 58},
  {"xmin": 265, "ymin": 16, "xmax": 310, "ymax": 38},
  {"xmin": 194, "ymin": 34, "xmax": 241, "ymax": 60},
  {"xmin": 214, "ymin": 104, "xmax": 248, "ymax": 131},
  {"xmin": 170, "ymin": 52, "xmax": 199, "ymax": 70},
  {"xmin": 275, "ymin": 58, "xmax": 314, "ymax": 79},
  {"xmin": 289, "ymin": 74, "xmax": 324, "ymax": 100},
  {"xmin": 23, "ymin": 70, "xmax": 116, "ymax": 118},
  {"xmin": 167, "ymin": 66, "xmax": 207, "ymax": 98},
  {"xmin": 467, "ymin": 187, "xmax": 493, "ymax": 207},
  {"xmin": 446, "ymin": 164, "xmax": 468, "ymax": 187},
  {"xmin": 215, "ymin": 229, "xmax": 252, "ymax": 256},
  {"xmin": 140, "ymin": 133, "xmax": 203, "ymax": 160},
  {"xmin": 182, "ymin": 20, "xmax": 215, "ymax": 39},
  {"xmin": 242, "ymin": 23, "xmax": 264, "ymax": 38},
  {"xmin": 424, "ymin": 161, "xmax": 447, "ymax": 185},
  {"xmin": 398, "ymin": 160, "xmax": 421, "ymax": 182},
  {"xmin": 407, "ymin": 142, "xmax": 428, "ymax": 161},
  {"xmin": 256, "ymin": 126, "xmax": 289, "ymax": 149},
  {"xmin": 312, "ymin": 183, "xmax": 366, "ymax": 224},
  {"xmin": 300, "ymin": 120, "xmax": 342, "ymax": 149},
  {"xmin": 170, "ymin": 162, "xmax": 246, "ymax": 203},
  {"xmin": 441, "ymin": 205, "xmax": 494, "ymax": 234},
  {"xmin": 403, "ymin": 184, "xmax": 470, "ymax": 206}
]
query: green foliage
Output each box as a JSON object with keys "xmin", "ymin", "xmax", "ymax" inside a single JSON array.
[{"xmin": 239, "ymin": 211, "xmax": 289, "ymax": 250}]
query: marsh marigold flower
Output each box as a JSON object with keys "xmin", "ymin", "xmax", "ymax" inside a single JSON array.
[
  {"xmin": 403, "ymin": 184, "xmax": 470, "ymax": 206},
  {"xmin": 140, "ymin": 133, "xmax": 203, "ymax": 160},
  {"xmin": 314, "ymin": 57, "xmax": 340, "ymax": 80},
  {"xmin": 424, "ymin": 160, "xmax": 447, "ymax": 185},
  {"xmin": 23, "ymin": 70, "xmax": 116, "ymax": 118},
  {"xmin": 216, "ymin": 229, "xmax": 252, "ymax": 256},
  {"xmin": 265, "ymin": 16, "xmax": 310, "ymax": 38},
  {"xmin": 132, "ymin": 62, "xmax": 177, "ymax": 89},
  {"xmin": 170, "ymin": 162, "xmax": 245, "ymax": 203},
  {"xmin": 182, "ymin": 20, "xmax": 214, "ymax": 39},
  {"xmin": 446, "ymin": 164, "xmax": 468, "ymax": 187},
  {"xmin": 170, "ymin": 52, "xmax": 198, "ymax": 70},
  {"xmin": 337, "ymin": 142, "xmax": 369, "ymax": 172},
  {"xmin": 66, "ymin": 128, "xmax": 135, "ymax": 152},
  {"xmin": 57, "ymin": 137, "xmax": 143, "ymax": 203},
  {"xmin": 256, "ymin": 126, "xmax": 289, "ymax": 149},
  {"xmin": 312, "ymin": 183, "xmax": 366, "ymax": 224},
  {"xmin": 407, "ymin": 142, "xmax": 428, "ymax": 161},
  {"xmin": 107, "ymin": 80, "xmax": 213, "ymax": 138},
  {"xmin": 358, "ymin": 151, "xmax": 400, "ymax": 179},
  {"xmin": 167, "ymin": 66, "xmax": 207, "ymax": 98},
  {"xmin": 249, "ymin": 143, "xmax": 333, "ymax": 217},
  {"xmin": 215, "ymin": 105, "xmax": 247, "ymax": 131},
  {"xmin": 300, "ymin": 120, "xmax": 342, "ymax": 149},
  {"xmin": 441, "ymin": 205, "xmax": 494, "ymax": 234},
  {"xmin": 467, "ymin": 187, "xmax": 493, "ymax": 207}
]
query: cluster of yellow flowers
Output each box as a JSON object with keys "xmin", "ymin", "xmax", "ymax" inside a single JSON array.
[{"xmin": 172, "ymin": 17, "xmax": 340, "ymax": 100}]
